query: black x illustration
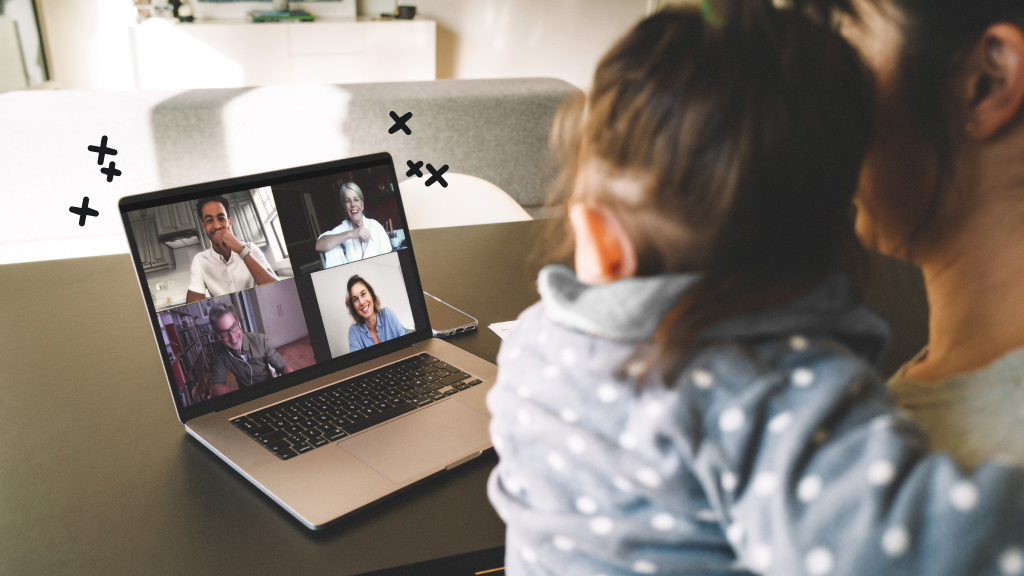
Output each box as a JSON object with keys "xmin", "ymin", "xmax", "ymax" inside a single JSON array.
[
  {"xmin": 389, "ymin": 111, "xmax": 412, "ymax": 135},
  {"xmin": 425, "ymin": 163, "xmax": 449, "ymax": 188},
  {"xmin": 406, "ymin": 160, "xmax": 423, "ymax": 178}
]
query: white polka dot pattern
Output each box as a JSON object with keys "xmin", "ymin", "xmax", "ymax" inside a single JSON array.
[
  {"xmin": 768, "ymin": 411, "xmax": 794, "ymax": 433},
  {"xmin": 597, "ymin": 384, "xmax": 619, "ymax": 403},
  {"xmin": 559, "ymin": 348, "xmax": 577, "ymax": 366},
  {"xmin": 612, "ymin": 476, "xmax": 633, "ymax": 492},
  {"xmin": 547, "ymin": 452, "xmax": 567, "ymax": 472},
  {"xmin": 691, "ymin": 369, "xmax": 715, "ymax": 389},
  {"xmin": 719, "ymin": 408, "xmax": 745, "ymax": 433},
  {"xmin": 566, "ymin": 435, "xmax": 586, "ymax": 455},
  {"xmin": 797, "ymin": 475, "xmax": 823, "ymax": 502},
  {"xmin": 949, "ymin": 481, "xmax": 979, "ymax": 512},
  {"xmin": 695, "ymin": 509, "xmax": 718, "ymax": 522},
  {"xmin": 575, "ymin": 496, "xmax": 598, "ymax": 515},
  {"xmin": 618, "ymin": 432, "xmax": 638, "ymax": 450},
  {"xmin": 516, "ymin": 409, "xmax": 531, "ymax": 426},
  {"xmin": 508, "ymin": 347, "xmax": 522, "ymax": 359},
  {"xmin": 553, "ymin": 535, "xmax": 575, "ymax": 552},
  {"xmin": 542, "ymin": 365, "xmax": 560, "ymax": 379},
  {"xmin": 881, "ymin": 525, "xmax": 910, "ymax": 558},
  {"xmin": 633, "ymin": 560, "xmax": 657, "ymax": 574},
  {"xmin": 636, "ymin": 467, "xmax": 662, "ymax": 488},
  {"xmin": 867, "ymin": 461, "xmax": 896, "ymax": 486},
  {"xmin": 590, "ymin": 516, "xmax": 614, "ymax": 535},
  {"xmin": 517, "ymin": 386, "xmax": 532, "ymax": 398},
  {"xmin": 791, "ymin": 367, "xmax": 815, "ymax": 387},
  {"xmin": 651, "ymin": 513, "xmax": 676, "ymax": 531},
  {"xmin": 559, "ymin": 408, "xmax": 579, "ymax": 423},
  {"xmin": 726, "ymin": 522, "xmax": 744, "ymax": 544},
  {"xmin": 721, "ymin": 472, "xmax": 738, "ymax": 492},
  {"xmin": 1000, "ymin": 547, "xmax": 1024, "ymax": 575},
  {"xmin": 805, "ymin": 547, "xmax": 835, "ymax": 575},
  {"xmin": 750, "ymin": 545, "xmax": 773, "ymax": 571},
  {"xmin": 521, "ymin": 546, "xmax": 537, "ymax": 564},
  {"xmin": 752, "ymin": 472, "xmax": 778, "ymax": 497}
]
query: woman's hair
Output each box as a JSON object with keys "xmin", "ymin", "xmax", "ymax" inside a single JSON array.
[
  {"xmin": 335, "ymin": 180, "xmax": 364, "ymax": 219},
  {"xmin": 557, "ymin": 1, "xmax": 874, "ymax": 385},
  {"xmin": 820, "ymin": 0, "xmax": 1024, "ymax": 253},
  {"xmin": 345, "ymin": 275, "xmax": 381, "ymax": 326}
]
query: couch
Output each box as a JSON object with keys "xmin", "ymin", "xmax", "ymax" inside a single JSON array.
[{"xmin": 0, "ymin": 78, "xmax": 581, "ymax": 265}]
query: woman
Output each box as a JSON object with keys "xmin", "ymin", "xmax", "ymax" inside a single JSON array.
[
  {"xmin": 346, "ymin": 275, "xmax": 407, "ymax": 352},
  {"xmin": 315, "ymin": 180, "xmax": 392, "ymax": 268},
  {"xmin": 829, "ymin": 0, "xmax": 1024, "ymax": 469}
]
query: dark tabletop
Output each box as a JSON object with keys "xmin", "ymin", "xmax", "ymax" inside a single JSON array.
[
  {"xmin": 0, "ymin": 218, "xmax": 927, "ymax": 575},
  {"xmin": 0, "ymin": 220, "xmax": 566, "ymax": 576}
]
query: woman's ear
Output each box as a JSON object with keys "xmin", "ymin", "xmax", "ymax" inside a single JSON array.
[
  {"xmin": 965, "ymin": 24, "xmax": 1024, "ymax": 139},
  {"xmin": 569, "ymin": 203, "xmax": 638, "ymax": 284}
]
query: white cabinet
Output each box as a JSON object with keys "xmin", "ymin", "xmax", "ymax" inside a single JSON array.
[{"xmin": 129, "ymin": 18, "xmax": 435, "ymax": 90}]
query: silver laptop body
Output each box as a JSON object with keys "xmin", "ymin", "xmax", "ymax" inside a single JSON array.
[{"xmin": 119, "ymin": 153, "xmax": 496, "ymax": 530}]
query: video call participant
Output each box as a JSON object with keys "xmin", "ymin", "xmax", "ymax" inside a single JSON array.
[
  {"xmin": 314, "ymin": 181, "xmax": 392, "ymax": 268},
  {"xmin": 346, "ymin": 275, "xmax": 407, "ymax": 353},
  {"xmin": 207, "ymin": 302, "xmax": 293, "ymax": 396},
  {"xmin": 185, "ymin": 196, "xmax": 279, "ymax": 304}
]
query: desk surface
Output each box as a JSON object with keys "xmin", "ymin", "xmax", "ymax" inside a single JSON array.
[
  {"xmin": 0, "ymin": 220, "xmax": 562, "ymax": 576},
  {"xmin": 0, "ymin": 218, "xmax": 927, "ymax": 575}
]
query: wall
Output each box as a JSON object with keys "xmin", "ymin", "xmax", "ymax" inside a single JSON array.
[
  {"xmin": 35, "ymin": 0, "xmax": 136, "ymax": 89},
  {"xmin": 360, "ymin": 0, "xmax": 651, "ymax": 89}
]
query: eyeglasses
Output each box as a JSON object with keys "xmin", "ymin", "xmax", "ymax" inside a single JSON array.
[{"xmin": 216, "ymin": 321, "xmax": 242, "ymax": 339}]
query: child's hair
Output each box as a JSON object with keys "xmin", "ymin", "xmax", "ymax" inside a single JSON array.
[{"xmin": 555, "ymin": 0, "xmax": 874, "ymax": 384}]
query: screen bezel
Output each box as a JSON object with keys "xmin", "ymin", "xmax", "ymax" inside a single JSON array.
[{"xmin": 118, "ymin": 152, "xmax": 433, "ymax": 423}]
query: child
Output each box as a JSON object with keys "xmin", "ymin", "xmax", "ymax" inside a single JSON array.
[{"xmin": 487, "ymin": 2, "xmax": 1024, "ymax": 575}]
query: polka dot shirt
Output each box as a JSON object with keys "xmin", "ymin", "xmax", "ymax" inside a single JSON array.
[{"xmin": 486, "ymin": 265, "xmax": 1024, "ymax": 576}]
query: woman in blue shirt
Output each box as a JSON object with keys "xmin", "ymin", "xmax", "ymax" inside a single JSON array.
[{"xmin": 346, "ymin": 274, "xmax": 407, "ymax": 353}]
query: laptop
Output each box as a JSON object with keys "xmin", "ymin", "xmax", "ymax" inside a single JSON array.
[{"xmin": 119, "ymin": 152, "xmax": 497, "ymax": 530}]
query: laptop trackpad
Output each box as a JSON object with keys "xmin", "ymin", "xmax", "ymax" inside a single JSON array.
[{"xmin": 337, "ymin": 399, "xmax": 491, "ymax": 485}]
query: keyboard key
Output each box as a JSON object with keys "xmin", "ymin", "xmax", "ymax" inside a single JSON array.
[
  {"xmin": 301, "ymin": 428, "xmax": 323, "ymax": 439},
  {"xmin": 318, "ymin": 423, "xmax": 339, "ymax": 434},
  {"xmin": 342, "ymin": 403, "xmax": 361, "ymax": 413},
  {"xmin": 342, "ymin": 402, "xmax": 417, "ymax": 435},
  {"xmin": 268, "ymin": 410, "xmax": 287, "ymax": 420},
  {"xmin": 333, "ymin": 416, "xmax": 353, "ymax": 427},
  {"xmin": 369, "ymin": 393, "xmax": 387, "ymax": 402},
  {"xmin": 414, "ymin": 385, "xmax": 431, "ymax": 395},
  {"xmin": 453, "ymin": 382, "xmax": 471, "ymax": 391},
  {"xmin": 271, "ymin": 419, "xmax": 288, "ymax": 429},
  {"xmin": 231, "ymin": 417, "xmax": 254, "ymax": 430},
  {"xmin": 421, "ymin": 365, "xmax": 438, "ymax": 374},
  {"xmin": 250, "ymin": 425, "xmax": 278, "ymax": 438},
  {"xmin": 384, "ymin": 389, "xmax": 402, "ymax": 398},
  {"xmin": 284, "ymin": 424, "xmax": 305, "ymax": 435},
  {"xmin": 442, "ymin": 388, "xmax": 459, "ymax": 396},
  {"xmin": 434, "ymin": 369, "xmax": 452, "ymax": 378},
  {"xmin": 360, "ymin": 407, "xmax": 381, "ymax": 417},
  {"xmin": 267, "ymin": 439, "xmax": 293, "ymax": 453},
  {"xmin": 373, "ymin": 402, "xmax": 392, "ymax": 411},
  {"xmin": 286, "ymin": 414, "xmax": 303, "ymax": 424},
  {"xmin": 293, "ymin": 442, "xmax": 314, "ymax": 454},
  {"xmin": 411, "ymin": 396, "xmax": 433, "ymax": 407},
  {"xmin": 427, "ymin": 391, "xmax": 446, "ymax": 401},
  {"xmin": 258, "ymin": 430, "xmax": 288, "ymax": 445},
  {"xmin": 438, "ymin": 372, "xmax": 471, "ymax": 387},
  {"xmin": 347, "ymin": 411, "xmax": 367, "ymax": 422},
  {"xmin": 327, "ymin": 430, "xmax": 348, "ymax": 441},
  {"xmin": 299, "ymin": 419, "xmax": 318, "ymax": 429},
  {"xmin": 427, "ymin": 382, "xmax": 445, "ymax": 391},
  {"xmin": 466, "ymin": 379, "xmax": 483, "ymax": 386},
  {"xmin": 314, "ymin": 413, "xmax": 333, "ymax": 423},
  {"xmin": 275, "ymin": 448, "xmax": 298, "ymax": 460},
  {"xmin": 370, "ymin": 383, "xmax": 388, "ymax": 393},
  {"xmin": 299, "ymin": 400, "xmax": 317, "ymax": 410},
  {"xmin": 301, "ymin": 409, "xmax": 320, "ymax": 419},
  {"xmin": 281, "ymin": 405, "xmax": 303, "ymax": 416},
  {"xmin": 357, "ymin": 398, "xmax": 374, "ymax": 408},
  {"xmin": 401, "ymin": 392, "xmax": 419, "ymax": 401},
  {"xmin": 309, "ymin": 436, "xmax": 328, "ymax": 448}
]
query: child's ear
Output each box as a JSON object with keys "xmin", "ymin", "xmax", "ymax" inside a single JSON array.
[
  {"xmin": 964, "ymin": 24, "xmax": 1024, "ymax": 139},
  {"xmin": 569, "ymin": 203, "xmax": 638, "ymax": 284}
]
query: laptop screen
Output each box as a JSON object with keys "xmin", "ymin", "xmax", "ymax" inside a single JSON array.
[{"xmin": 119, "ymin": 154, "xmax": 431, "ymax": 420}]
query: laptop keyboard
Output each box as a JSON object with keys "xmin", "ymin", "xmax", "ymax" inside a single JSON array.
[{"xmin": 229, "ymin": 353, "xmax": 482, "ymax": 460}]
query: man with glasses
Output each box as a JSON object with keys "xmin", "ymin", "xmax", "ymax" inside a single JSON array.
[{"xmin": 207, "ymin": 302, "xmax": 293, "ymax": 396}]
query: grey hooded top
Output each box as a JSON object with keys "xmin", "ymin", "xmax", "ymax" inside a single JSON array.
[{"xmin": 487, "ymin": 264, "xmax": 1024, "ymax": 576}]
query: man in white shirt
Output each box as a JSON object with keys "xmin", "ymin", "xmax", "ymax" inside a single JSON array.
[{"xmin": 185, "ymin": 196, "xmax": 278, "ymax": 303}]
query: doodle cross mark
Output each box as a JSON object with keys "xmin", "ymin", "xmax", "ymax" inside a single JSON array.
[
  {"xmin": 88, "ymin": 135, "xmax": 117, "ymax": 165},
  {"xmin": 69, "ymin": 197, "xmax": 99, "ymax": 226},
  {"xmin": 389, "ymin": 111, "xmax": 413, "ymax": 135},
  {"xmin": 425, "ymin": 163, "xmax": 449, "ymax": 188},
  {"xmin": 406, "ymin": 160, "xmax": 424, "ymax": 178},
  {"xmin": 100, "ymin": 162, "xmax": 122, "ymax": 182}
]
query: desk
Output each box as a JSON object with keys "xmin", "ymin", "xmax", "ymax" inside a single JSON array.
[{"xmin": 0, "ymin": 220, "xmax": 559, "ymax": 575}]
